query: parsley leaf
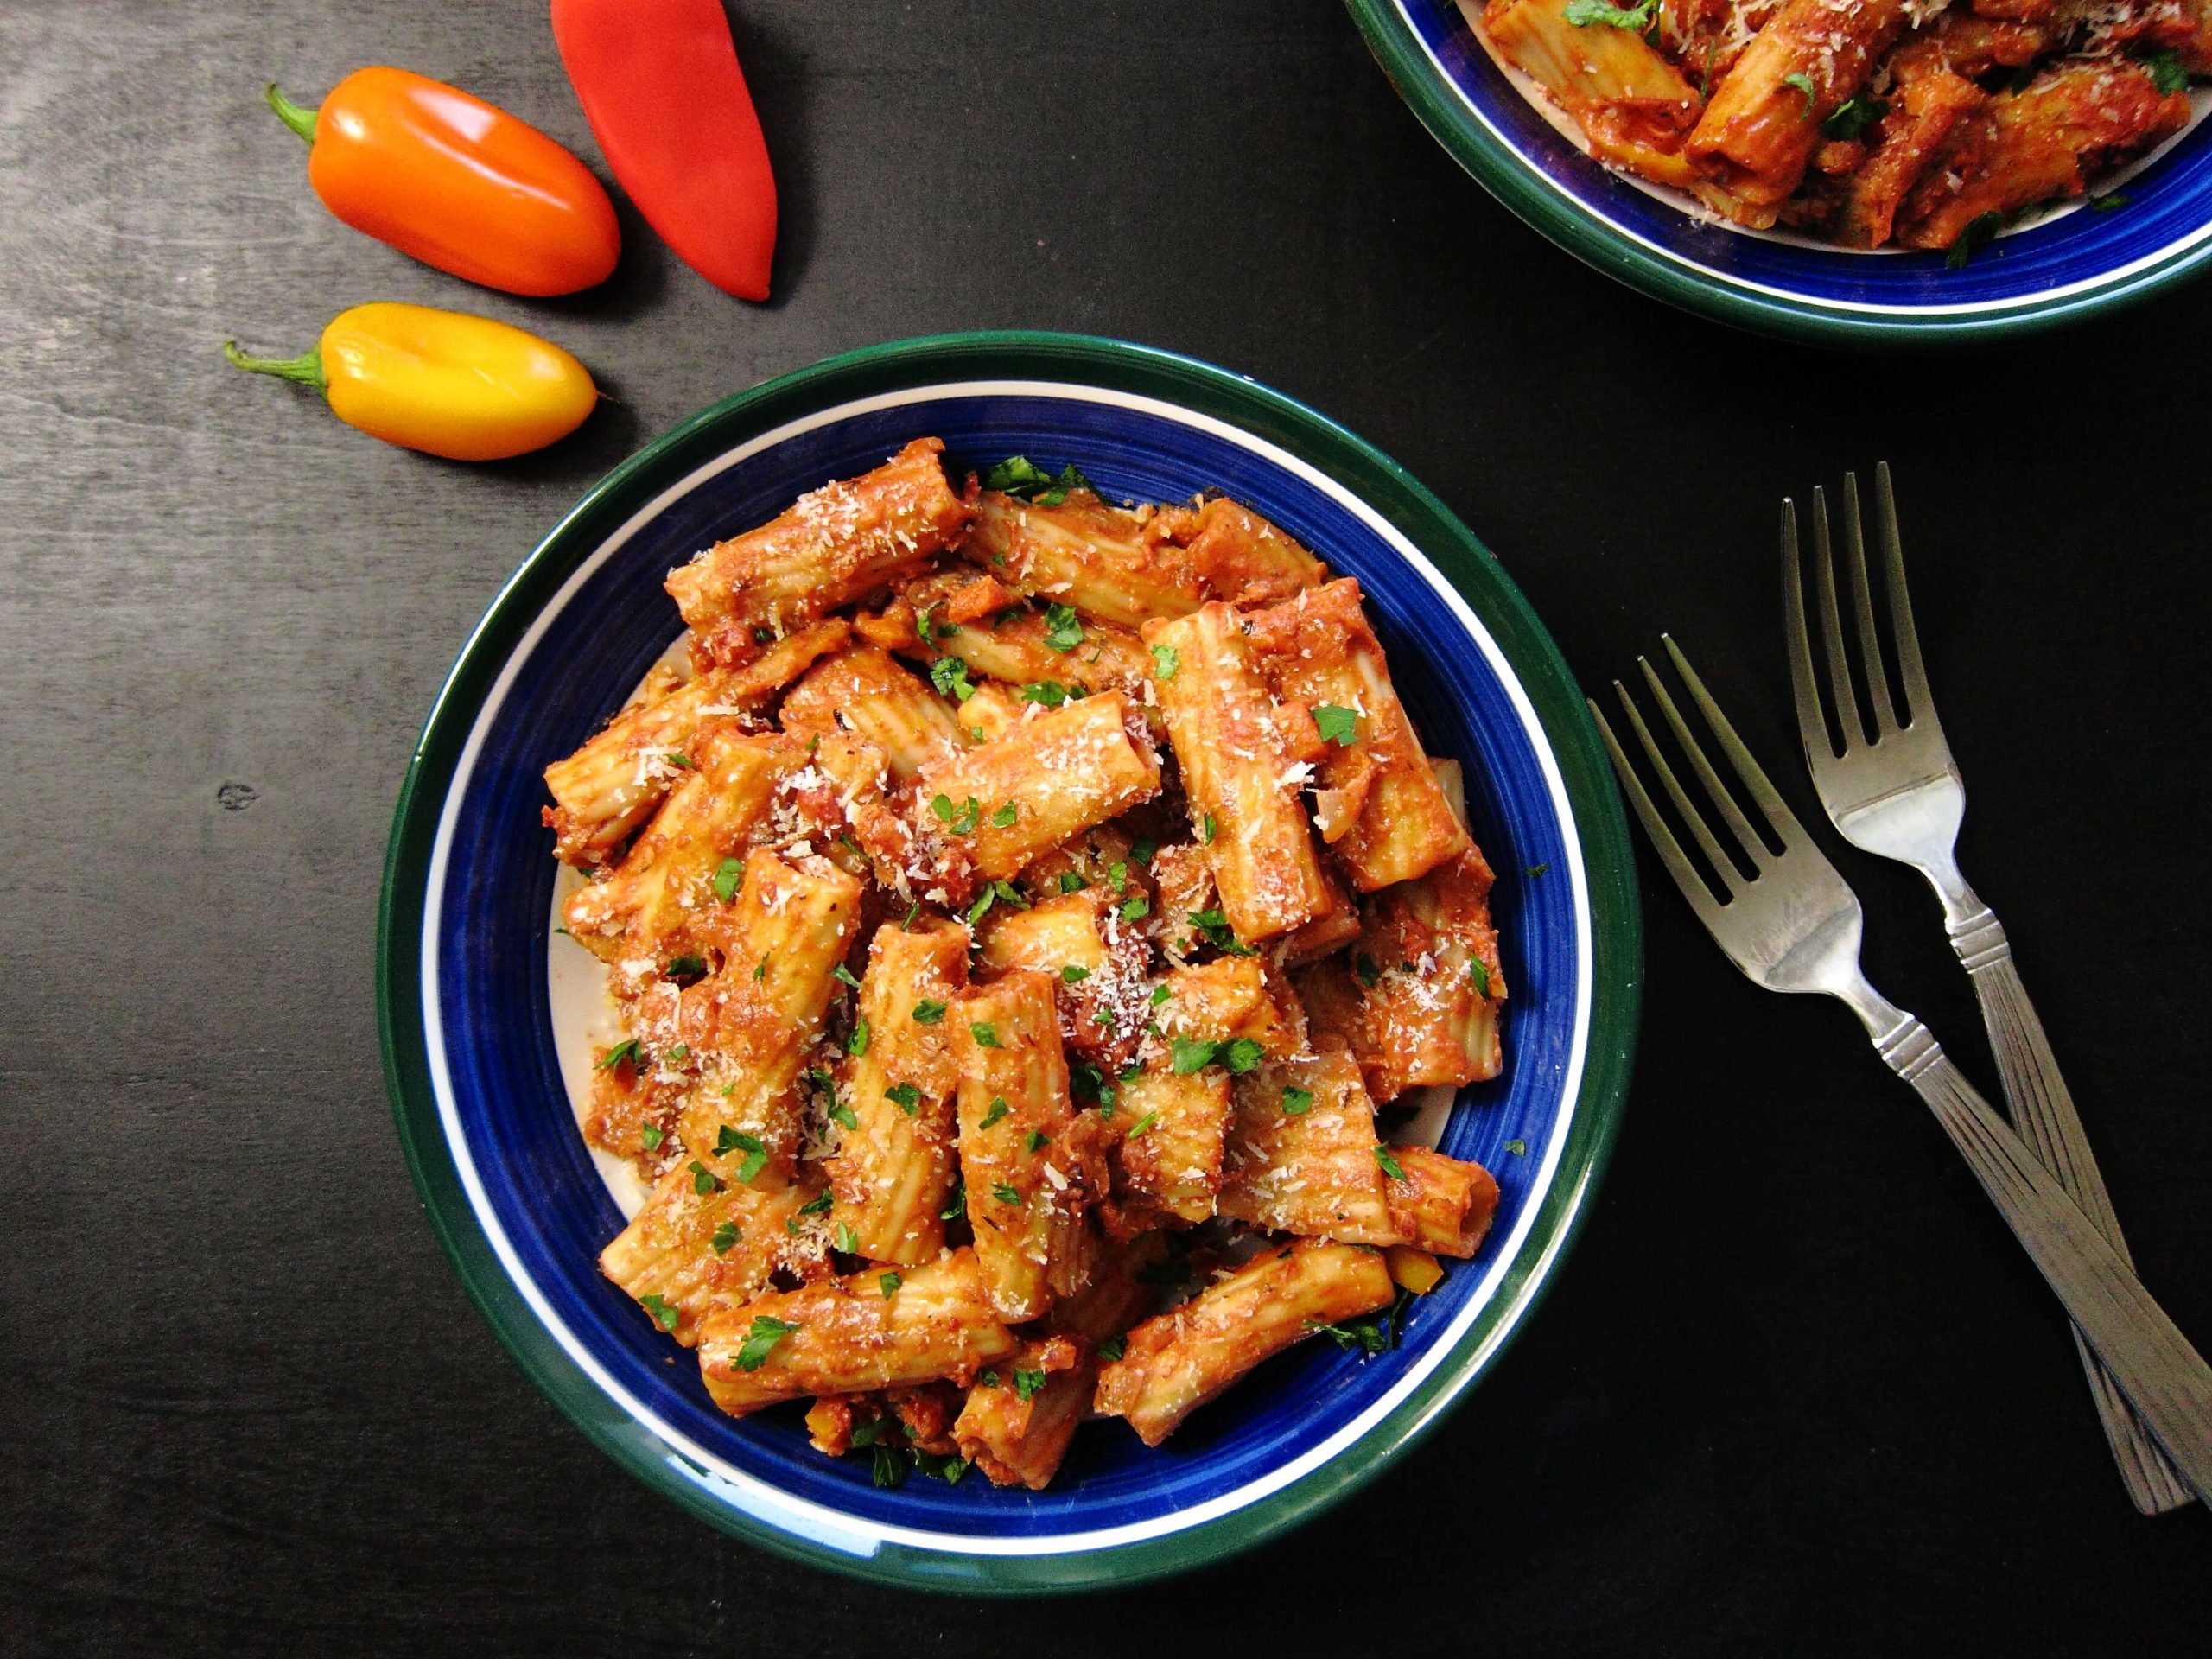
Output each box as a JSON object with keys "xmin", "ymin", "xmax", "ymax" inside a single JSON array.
[
  {"xmin": 989, "ymin": 801, "xmax": 1019, "ymax": 829},
  {"xmin": 639, "ymin": 1292, "xmax": 680, "ymax": 1332},
  {"xmin": 733, "ymin": 1314, "xmax": 799, "ymax": 1371},
  {"xmin": 712, "ymin": 856, "xmax": 745, "ymax": 903},
  {"xmin": 991, "ymin": 1182, "xmax": 1025, "ymax": 1207},
  {"xmin": 885, "ymin": 1082, "xmax": 922, "ymax": 1114},
  {"xmin": 829, "ymin": 1101, "xmax": 859, "ymax": 1131},
  {"xmin": 929, "ymin": 654, "xmax": 976, "ymax": 702},
  {"xmin": 1468, "ymin": 957, "xmax": 1493, "ymax": 999},
  {"xmin": 1020, "ymin": 679, "xmax": 1069, "ymax": 708},
  {"xmin": 798, "ymin": 1190, "xmax": 834, "ymax": 1217},
  {"xmin": 913, "ymin": 1448, "xmax": 969, "ymax": 1484},
  {"xmin": 2146, "ymin": 48, "xmax": 2189, "ymax": 95},
  {"xmin": 711, "ymin": 1128, "xmax": 767, "ymax": 1185},
  {"xmin": 1200, "ymin": 811, "xmax": 1217, "ymax": 844},
  {"xmin": 834, "ymin": 1221, "xmax": 859, "ymax": 1255},
  {"xmin": 1127, "ymin": 1110, "xmax": 1160, "ymax": 1137},
  {"xmin": 1947, "ymin": 210, "xmax": 2005, "ymax": 269},
  {"xmin": 1151, "ymin": 643, "xmax": 1179, "ymax": 683},
  {"xmin": 969, "ymin": 1021, "xmax": 1002, "ymax": 1048},
  {"xmin": 941, "ymin": 1174, "xmax": 967, "ymax": 1218},
  {"xmin": 1169, "ymin": 1036, "xmax": 1221, "ymax": 1075},
  {"xmin": 1281, "ymin": 1084, "xmax": 1314, "ymax": 1116},
  {"xmin": 1062, "ymin": 963, "xmax": 1090, "ymax": 983},
  {"xmin": 1306, "ymin": 1315, "xmax": 1389, "ymax": 1356},
  {"xmin": 1098, "ymin": 1335, "xmax": 1127, "ymax": 1362},
  {"xmin": 872, "ymin": 1444, "xmax": 908, "ymax": 1488},
  {"xmin": 597, "ymin": 1038, "xmax": 644, "ymax": 1071},
  {"xmin": 1355, "ymin": 953, "xmax": 1382, "ymax": 989},
  {"xmin": 1042, "ymin": 603, "xmax": 1084, "ymax": 653},
  {"xmin": 1821, "ymin": 94, "xmax": 1887, "ymax": 142},
  {"xmin": 979, "ymin": 1096, "xmax": 1011, "ymax": 1130},
  {"xmin": 1783, "ymin": 72, "xmax": 1818, "ymax": 115},
  {"xmin": 1120, "ymin": 895, "xmax": 1151, "ymax": 922},
  {"xmin": 1374, "ymin": 1144, "xmax": 1408, "ymax": 1182},
  {"xmin": 710, "ymin": 1221, "xmax": 740, "ymax": 1255},
  {"xmin": 832, "ymin": 963, "xmax": 861, "ymax": 990},
  {"xmin": 880, "ymin": 1271, "xmax": 902, "ymax": 1298},
  {"xmin": 1058, "ymin": 870, "xmax": 1087, "ymax": 893},
  {"xmin": 1025, "ymin": 1128, "xmax": 1050, "ymax": 1152},
  {"xmin": 847, "ymin": 1016, "xmax": 871, "ymax": 1057},
  {"xmin": 1561, "ymin": 0, "xmax": 1656, "ymax": 29},
  {"xmin": 687, "ymin": 1159, "xmax": 723, "ymax": 1196},
  {"xmin": 2090, "ymin": 192, "xmax": 2130, "ymax": 213},
  {"xmin": 1188, "ymin": 908, "xmax": 1252, "ymax": 955},
  {"xmin": 640, "ymin": 1123, "xmax": 664, "ymax": 1150},
  {"xmin": 1312, "ymin": 703, "xmax": 1359, "ymax": 746},
  {"xmin": 1014, "ymin": 1368, "xmax": 1048, "ymax": 1402},
  {"xmin": 1504, "ymin": 1137, "xmax": 1529, "ymax": 1156},
  {"xmin": 985, "ymin": 454, "xmax": 1055, "ymax": 497},
  {"xmin": 664, "ymin": 952, "xmax": 708, "ymax": 983},
  {"xmin": 929, "ymin": 793, "xmax": 982, "ymax": 835},
  {"xmin": 912, "ymin": 1000, "xmax": 948, "ymax": 1024}
]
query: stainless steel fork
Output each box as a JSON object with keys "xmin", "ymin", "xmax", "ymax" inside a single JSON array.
[
  {"xmin": 1592, "ymin": 638, "xmax": 2212, "ymax": 1508},
  {"xmin": 1783, "ymin": 468, "xmax": 2190, "ymax": 1515}
]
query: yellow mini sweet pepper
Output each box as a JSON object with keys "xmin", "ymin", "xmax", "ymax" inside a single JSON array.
[{"xmin": 223, "ymin": 302, "xmax": 598, "ymax": 461}]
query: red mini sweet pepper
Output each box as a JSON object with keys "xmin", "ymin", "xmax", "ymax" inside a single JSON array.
[{"xmin": 549, "ymin": 0, "xmax": 779, "ymax": 302}]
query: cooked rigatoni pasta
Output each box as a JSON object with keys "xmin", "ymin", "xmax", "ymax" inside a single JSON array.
[
  {"xmin": 665, "ymin": 437, "xmax": 970, "ymax": 658},
  {"xmin": 1146, "ymin": 601, "xmax": 1343, "ymax": 944},
  {"xmin": 1478, "ymin": 0, "xmax": 2203, "ymax": 251},
  {"xmin": 825, "ymin": 918, "xmax": 969, "ymax": 1266},
  {"xmin": 543, "ymin": 440, "xmax": 1516, "ymax": 1485},
  {"xmin": 1093, "ymin": 1239, "xmax": 1397, "ymax": 1446}
]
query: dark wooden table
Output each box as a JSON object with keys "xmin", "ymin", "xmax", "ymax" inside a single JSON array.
[{"xmin": 4, "ymin": 2, "xmax": 2208, "ymax": 1651}]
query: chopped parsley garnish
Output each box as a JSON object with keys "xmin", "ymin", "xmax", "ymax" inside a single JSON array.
[
  {"xmin": 662, "ymin": 953, "xmax": 707, "ymax": 984},
  {"xmin": 1025, "ymin": 1128, "xmax": 1050, "ymax": 1152},
  {"xmin": 1168, "ymin": 1035, "xmax": 1263, "ymax": 1075},
  {"xmin": 991, "ymin": 1182, "xmax": 1025, "ymax": 1207},
  {"xmin": 833, "ymin": 1221, "xmax": 860, "ymax": 1255},
  {"xmin": 885, "ymin": 1082, "xmax": 922, "ymax": 1114},
  {"xmin": 1149, "ymin": 982, "xmax": 1171, "ymax": 1007},
  {"xmin": 1108, "ymin": 860, "xmax": 1128, "ymax": 895},
  {"xmin": 1042, "ymin": 602, "xmax": 1084, "ymax": 653},
  {"xmin": 1187, "ymin": 908, "xmax": 1252, "ymax": 956},
  {"xmin": 1821, "ymin": 94, "xmax": 1886, "ymax": 142},
  {"xmin": 1281, "ymin": 1084, "xmax": 1314, "ymax": 1116},
  {"xmin": 929, "ymin": 793, "xmax": 983, "ymax": 836},
  {"xmin": 929, "ymin": 654, "xmax": 976, "ymax": 701},
  {"xmin": 1020, "ymin": 679, "xmax": 1070, "ymax": 708},
  {"xmin": 978, "ymin": 1370, "xmax": 1001, "ymax": 1389},
  {"xmin": 847, "ymin": 1016, "xmax": 871, "ymax": 1057},
  {"xmin": 688, "ymin": 1159, "xmax": 723, "ymax": 1196},
  {"xmin": 872, "ymin": 1445, "xmax": 908, "ymax": 1487},
  {"xmin": 1222, "ymin": 1037, "xmax": 1263, "ymax": 1073},
  {"xmin": 1311, "ymin": 703, "xmax": 1359, "ymax": 747},
  {"xmin": 1355, "ymin": 953, "xmax": 1382, "ymax": 988},
  {"xmin": 639, "ymin": 1292, "xmax": 681, "ymax": 1332},
  {"xmin": 969, "ymin": 1021, "xmax": 1002, "ymax": 1048},
  {"xmin": 733, "ymin": 1314, "xmax": 799, "ymax": 1371},
  {"xmin": 912, "ymin": 999, "xmax": 948, "ymax": 1024},
  {"xmin": 1306, "ymin": 1315, "xmax": 1389, "ymax": 1356},
  {"xmin": 2146, "ymin": 48, "xmax": 2190, "ymax": 95},
  {"xmin": 753, "ymin": 954, "xmax": 770, "ymax": 982},
  {"xmin": 985, "ymin": 454, "xmax": 1055, "ymax": 496},
  {"xmin": 880, "ymin": 1271, "xmax": 902, "ymax": 1298},
  {"xmin": 832, "ymin": 963, "xmax": 861, "ymax": 990},
  {"xmin": 979, "ymin": 1096, "xmax": 1011, "ymax": 1130},
  {"xmin": 1130, "ymin": 836, "xmax": 1158, "ymax": 867},
  {"xmin": 1374, "ymin": 1145, "xmax": 1408, "ymax": 1182},
  {"xmin": 941, "ymin": 1175, "xmax": 967, "ymax": 1218},
  {"xmin": 1058, "ymin": 869, "xmax": 1088, "ymax": 893},
  {"xmin": 710, "ymin": 1221, "xmax": 740, "ymax": 1255},
  {"xmin": 798, "ymin": 1190, "xmax": 835, "ymax": 1217},
  {"xmin": 664, "ymin": 753, "xmax": 693, "ymax": 770},
  {"xmin": 712, "ymin": 856, "xmax": 745, "ymax": 903},
  {"xmin": 1503, "ymin": 1137, "xmax": 1529, "ymax": 1157},
  {"xmin": 1127, "ymin": 1110, "xmax": 1160, "ymax": 1137},
  {"xmin": 593, "ymin": 1039, "xmax": 645, "ymax": 1079},
  {"xmin": 1120, "ymin": 895, "xmax": 1151, "ymax": 922},
  {"xmin": 1946, "ymin": 212, "xmax": 2005, "ymax": 270},
  {"xmin": 712, "ymin": 1128, "xmax": 767, "ymax": 1185},
  {"xmin": 829, "ymin": 1101, "xmax": 859, "ymax": 1131},
  {"xmin": 640, "ymin": 1123, "xmax": 664, "ymax": 1150},
  {"xmin": 1561, "ymin": 0, "xmax": 1656, "ymax": 28},
  {"xmin": 1150, "ymin": 642, "xmax": 1179, "ymax": 683},
  {"xmin": 1199, "ymin": 811, "xmax": 1217, "ymax": 844},
  {"xmin": 902, "ymin": 901, "xmax": 922, "ymax": 929},
  {"xmin": 1098, "ymin": 1336, "xmax": 1127, "ymax": 1362},
  {"xmin": 913, "ymin": 1449, "xmax": 969, "ymax": 1484},
  {"xmin": 914, "ymin": 602, "xmax": 945, "ymax": 648},
  {"xmin": 1014, "ymin": 1369, "xmax": 1048, "ymax": 1402},
  {"xmin": 1782, "ymin": 71, "xmax": 1818, "ymax": 115},
  {"xmin": 2090, "ymin": 192, "xmax": 2131, "ymax": 213},
  {"xmin": 1061, "ymin": 963, "xmax": 1090, "ymax": 983},
  {"xmin": 1035, "ymin": 462, "xmax": 1096, "ymax": 505},
  {"xmin": 988, "ymin": 801, "xmax": 1019, "ymax": 829},
  {"xmin": 1468, "ymin": 957, "xmax": 1493, "ymax": 999}
]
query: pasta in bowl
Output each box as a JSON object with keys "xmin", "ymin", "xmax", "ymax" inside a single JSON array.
[
  {"xmin": 1350, "ymin": 0, "xmax": 2212, "ymax": 340},
  {"xmin": 379, "ymin": 334, "xmax": 1637, "ymax": 1590}
]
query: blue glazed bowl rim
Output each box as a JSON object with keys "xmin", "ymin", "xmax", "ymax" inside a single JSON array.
[
  {"xmin": 376, "ymin": 331, "xmax": 1643, "ymax": 1592},
  {"xmin": 1347, "ymin": 0, "xmax": 2212, "ymax": 345}
]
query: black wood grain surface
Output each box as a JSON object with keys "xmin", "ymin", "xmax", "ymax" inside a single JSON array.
[{"xmin": 3, "ymin": 2, "xmax": 2207, "ymax": 1652}]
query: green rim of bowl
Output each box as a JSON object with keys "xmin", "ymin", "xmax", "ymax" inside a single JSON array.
[
  {"xmin": 376, "ymin": 330, "xmax": 1643, "ymax": 1593},
  {"xmin": 1344, "ymin": 0, "xmax": 2212, "ymax": 345}
]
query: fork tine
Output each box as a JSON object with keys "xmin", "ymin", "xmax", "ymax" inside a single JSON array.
[
  {"xmin": 1873, "ymin": 461, "xmax": 1931, "ymax": 724},
  {"xmin": 1660, "ymin": 634, "xmax": 1814, "ymax": 850},
  {"xmin": 1781, "ymin": 498, "xmax": 1835, "ymax": 763},
  {"xmin": 1840, "ymin": 473, "xmax": 1900, "ymax": 734},
  {"xmin": 1637, "ymin": 653, "xmax": 1773, "ymax": 868},
  {"xmin": 1611, "ymin": 678, "xmax": 1741, "ymax": 889},
  {"xmin": 1590, "ymin": 696, "xmax": 1731, "ymax": 924},
  {"xmin": 1809, "ymin": 486, "xmax": 1868, "ymax": 749}
]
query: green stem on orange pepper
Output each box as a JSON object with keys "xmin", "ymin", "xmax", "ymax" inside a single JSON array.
[
  {"xmin": 223, "ymin": 339, "xmax": 326, "ymax": 392},
  {"xmin": 264, "ymin": 83, "xmax": 319, "ymax": 143}
]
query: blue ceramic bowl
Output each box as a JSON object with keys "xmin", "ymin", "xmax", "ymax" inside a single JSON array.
[
  {"xmin": 378, "ymin": 333, "xmax": 1640, "ymax": 1592},
  {"xmin": 1349, "ymin": 0, "xmax": 2212, "ymax": 343}
]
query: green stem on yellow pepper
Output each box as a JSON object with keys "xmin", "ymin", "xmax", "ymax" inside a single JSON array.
[
  {"xmin": 222, "ymin": 340, "xmax": 326, "ymax": 394},
  {"xmin": 264, "ymin": 83, "xmax": 319, "ymax": 143}
]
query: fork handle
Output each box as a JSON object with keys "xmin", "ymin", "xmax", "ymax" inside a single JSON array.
[
  {"xmin": 1877, "ymin": 1020, "xmax": 2212, "ymax": 1507},
  {"xmin": 1948, "ymin": 906, "xmax": 2193, "ymax": 1513}
]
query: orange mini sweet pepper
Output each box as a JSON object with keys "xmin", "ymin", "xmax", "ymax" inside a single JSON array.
[{"xmin": 266, "ymin": 67, "xmax": 620, "ymax": 296}]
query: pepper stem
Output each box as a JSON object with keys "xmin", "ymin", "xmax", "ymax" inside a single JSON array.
[
  {"xmin": 264, "ymin": 83, "xmax": 318, "ymax": 143},
  {"xmin": 223, "ymin": 340, "xmax": 326, "ymax": 395}
]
